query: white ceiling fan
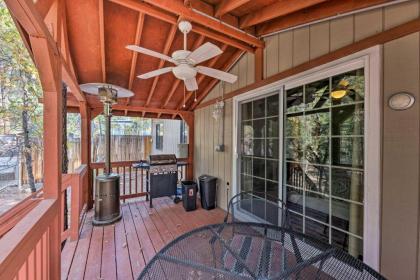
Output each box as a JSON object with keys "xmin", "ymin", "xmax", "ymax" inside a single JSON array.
[{"xmin": 126, "ymin": 20, "xmax": 237, "ymax": 91}]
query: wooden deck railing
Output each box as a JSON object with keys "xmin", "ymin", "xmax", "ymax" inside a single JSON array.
[
  {"xmin": 0, "ymin": 199, "xmax": 59, "ymax": 279},
  {"xmin": 0, "ymin": 189, "xmax": 43, "ymax": 238},
  {"xmin": 61, "ymin": 164, "xmax": 88, "ymax": 241},
  {"xmin": 0, "ymin": 164, "xmax": 89, "ymax": 279},
  {"xmin": 90, "ymin": 159, "xmax": 188, "ymax": 201}
]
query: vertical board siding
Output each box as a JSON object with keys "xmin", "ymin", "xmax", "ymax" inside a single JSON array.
[
  {"xmin": 194, "ymin": 4, "xmax": 420, "ymax": 279},
  {"xmin": 382, "ymin": 32, "xmax": 420, "ymax": 280}
]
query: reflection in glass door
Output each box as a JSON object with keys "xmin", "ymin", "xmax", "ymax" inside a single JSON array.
[
  {"xmin": 238, "ymin": 93, "xmax": 280, "ymax": 224},
  {"xmin": 284, "ymin": 68, "xmax": 365, "ymax": 260}
]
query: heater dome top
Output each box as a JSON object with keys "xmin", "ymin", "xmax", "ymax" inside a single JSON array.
[{"xmin": 79, "ymin": 83, "xmax": 134, "ymax": 98}]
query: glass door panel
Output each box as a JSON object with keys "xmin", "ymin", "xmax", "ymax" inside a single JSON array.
[{"xmin": 238, "ymin": 92, "xmax": 280, "ymax": 224}]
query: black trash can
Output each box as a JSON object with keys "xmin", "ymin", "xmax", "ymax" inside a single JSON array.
[
  {"xmin": 181, "ymin": 181, "xmax": 197, "ymax": 211},
  {"xmin": 198, "ymin": 175, "xmax": 217, "ymax": 210}
]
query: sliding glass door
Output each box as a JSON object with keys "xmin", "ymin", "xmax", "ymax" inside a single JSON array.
[{"xmin": 284, "ymin": 68, "xmax": 365, "ymax": 260}]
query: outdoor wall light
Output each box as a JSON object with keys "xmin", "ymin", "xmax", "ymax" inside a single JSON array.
[{"xmin": 388, "ymin": 92, "xmax": 415, "ymax": 110}]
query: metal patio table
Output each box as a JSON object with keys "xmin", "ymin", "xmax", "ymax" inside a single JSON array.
[{"xmin": 138, "ymin": 222, "xmax": 385, "ymax": 280}]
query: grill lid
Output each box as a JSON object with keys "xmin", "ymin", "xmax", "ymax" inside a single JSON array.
[{"xmin": 149, "ymin": 154, "xmax": 177, "ymax": 165}]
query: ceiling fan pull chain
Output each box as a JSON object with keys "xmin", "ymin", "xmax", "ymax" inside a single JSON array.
[{"xmin": 194, "ymin": 90, "xmax": 197, "ymax": 102}]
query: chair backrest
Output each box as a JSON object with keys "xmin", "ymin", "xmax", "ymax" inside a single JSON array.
[{"xmin": 224, "ymin": 191, "xmax": 291, "ymax": 228}]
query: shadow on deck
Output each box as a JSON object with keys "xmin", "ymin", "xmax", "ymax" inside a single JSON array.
[{"xmin": 61, "ymin": 197, "xmax": 226, "ymax": 280}]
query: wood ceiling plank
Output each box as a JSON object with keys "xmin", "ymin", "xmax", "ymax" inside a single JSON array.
[
  {"xmin": 110, "ymin": 0, "xmax": 255, "ymax": 52},
  {"xmin": 144, "ymin": 24, "xmax": 178, "ymax": 107},
  {"xmin": 162, "ymin": 35, "xmax": 205, "ymax": 108},
  {"xmin": 240, "ymin": 0, "xmax": 328, "ymax": 28},
  {"xmin": 257, "ymin": 0, "xmax": 392, "ymax": 36},
  {"xmin": 215, "ymin": 0, "xmax": 251, "ymax": 18},
  {"xmin": 141, "ymin": 0, "xmax": 263, "ymax": 48},
  {"xmin": 190, "ymin": 49, "xmax": 243, "ymax": 110}
]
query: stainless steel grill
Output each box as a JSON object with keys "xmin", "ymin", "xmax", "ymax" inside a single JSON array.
[{"xmin": 147, "ymin": 154, "xmax": 178, "ymax": 208}]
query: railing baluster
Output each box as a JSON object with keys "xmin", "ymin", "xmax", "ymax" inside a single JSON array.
[
  {"xmin": 141, "ymin": 168, "xmax": 144, "ymax": 193},
  {"xmin": 129, "ymin": 166, "xmax": 132, "ymax": 196},
  {"xmin": 135, "ymin": 168, "xmax": 138, "ymax": 195}
]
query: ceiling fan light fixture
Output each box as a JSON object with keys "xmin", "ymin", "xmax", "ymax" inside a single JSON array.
[
  {"xmin": 172, "ymin": 64, "xmax": 197, "ymax": 80},
  {"xmin": 331, "ymin": 79, "xmax": 349, "ymax": 99}
]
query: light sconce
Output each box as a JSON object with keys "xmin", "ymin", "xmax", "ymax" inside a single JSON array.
[
  {"xmin": 388, "ymin": 92, "xmax": 415, "ymax": 111},
  {"xmin": 331, "ymin": 79, "xmax": 349, "ymax": 100}
]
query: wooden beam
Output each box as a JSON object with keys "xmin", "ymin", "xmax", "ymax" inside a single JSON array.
[
  {"xmin": 162, "ymin": 35, "xmax": 205, "ymax": 108},
  {"xmin": 215, "ymin": 0, "xmax": 251, "ymax": 18},
  {"xmin": 99, "ymin": 0, "xmax": 106, "ymax": 82},
  {"xmin": 257, "ymin": 0, "xmax": 392, "ymax": 36},
  {"xmin": 240, "ymin": 0, "xmax": 328, "ymax": 28},
  {"xmin": 80, "ymin": 102, "xmax": 93, "ymax": 209},
  {"xmin": 255, "ymin": 47, "xmax": 263, "ymax": 82},
  {"xmin": 196, "ymin": 17, "xmax": 420, "ymax": 110},
  {"xmin": 190, "ymin": 49, "xmax": 244, "ymax": 110},
  {"xmin": 128, "ymin": 13, "xmax": 145, "ymax": 91},
  {"xmin": 178, "ymin": 44, "xmax": 228, "ymax": 110},
  {"xmin": 145, "ymin": 24, "xmax": 178, "ymax": 106},
  {"xmin": 111, "ymin": 104, "xmax": 183, "ymax": 115},
  {"xmin": 110, "ymin": 0, "xmax": 256, "ymax": 52},
  {"xmin": 142, "ymin": 0, "xmax": 263, "ymax": 48}
]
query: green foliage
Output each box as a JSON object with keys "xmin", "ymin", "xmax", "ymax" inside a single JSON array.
[{"xmin": 0, "ymin": 1, "xmax": 43, "ymax": 143}]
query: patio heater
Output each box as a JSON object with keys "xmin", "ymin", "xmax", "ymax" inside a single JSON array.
[{"xmin": 80, "ymin": 83, "xmax": 134, "ymax": 226}]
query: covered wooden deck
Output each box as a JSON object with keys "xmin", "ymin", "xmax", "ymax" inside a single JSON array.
[{"xmin": 61, "ymin": 198, "xmax": 226, "ymax": 280}]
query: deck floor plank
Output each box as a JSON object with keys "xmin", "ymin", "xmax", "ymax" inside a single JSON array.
[
  {"xmin": 61, "ymin": 198, "xmax": 226, "ymax": 279},
  {"xmin": 128, "ymin": 202, "xmax": 156, "ymax": 262},
  {"xmin": 67, "ymin": 212, "xmax": 94, "ymax": 280},
  {"xmin": 114, "ymin": 208, "xmax": 133, "ymax": 280},
  {"xmin": 84, "ymin": 225, "xmax": 103, "ymax": 279},
  {"xmin": 121, "ymin": 203, "xmax": 146, "ymax": 278},
  {"xmin": 101, "ymin": 225, "xmax": 117, "ymax": 280}
]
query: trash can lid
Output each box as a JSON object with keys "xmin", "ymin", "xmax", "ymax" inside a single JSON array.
[
  {"xmin": 198, "ymin": 175, "xmax": 217, "ymax": 182},
  {"xmin": 181, "ymin": 180, "xmax": 197, "ymax": 185}
]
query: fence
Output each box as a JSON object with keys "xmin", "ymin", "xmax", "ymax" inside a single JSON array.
[{"xmin": 19, "ymin": 135, "xmax": 152, "ymax": 185}]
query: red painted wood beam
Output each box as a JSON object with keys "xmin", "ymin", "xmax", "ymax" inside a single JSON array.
[{"xmin": 215, "ymin": 0, "xmax": 251, "ymax": 18}]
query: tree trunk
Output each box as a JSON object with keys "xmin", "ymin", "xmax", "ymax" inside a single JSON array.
[{"xmin": 22, "ymin": 90, "xmax": 36, "ymax": 192}]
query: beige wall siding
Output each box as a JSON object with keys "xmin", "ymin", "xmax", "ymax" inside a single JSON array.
[{"xmin": 194, "ymin": 1, "xmax": 420, "ymax": 278}]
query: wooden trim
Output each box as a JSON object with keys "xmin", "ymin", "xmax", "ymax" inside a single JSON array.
[
  {"xmin": 179, "ymin": 112, "xmax": 194, "ymax": 179},
  {"xmin": 256, "ymin": 0, "xmax": 392, "ymax": 36},
  {"xmin": 190, "ymin": 49, "xmax": 244, "ymax": 110},
  {"xmin": 109, "ymin": 0, "xmax": 256, "ymax": 52},
  {"xmin": 239, "ymin": 0, "xmax": 328, "ymax": 28},
  {"xmin": 142, "ymin": 0, "xmax": 263, "ymax": 48},
  {"xmin": 110, "ymin": 104, "xmax": 190, "ymax": 115},
  {"xmin": 145, "ymin": 24, "xmax": 178, "ymax": 107},
  {"xmin": 215, "ymin": 0, "xmax": 251, "ymax": 18},
  {"xmin": 195, "ymin": 18, "xmax": 420, "ymax": 109}
]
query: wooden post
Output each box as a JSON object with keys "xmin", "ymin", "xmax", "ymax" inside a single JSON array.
[
  {"xmin": 255, "ymin": 47, "xmax": 264, "ymax": 82},
  {"xmin": 80, "ymin": 102, "xmax": 93, "ymax": 209},
  {"xmin": 30, "ymin": 35, "xmax": 63, "ymax": 280},
  {"xmin": 180, "ymin": 112, "xmax": 194, "ymax": 180}
]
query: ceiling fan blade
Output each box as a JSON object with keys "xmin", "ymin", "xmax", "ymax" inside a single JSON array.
[
  {"xmin": 126, "ymin": 45, "xmax": 178, "ymax": 65},
  {"xmin": 137, "ymin": 67, "xmax": 173, "ymax": 79},
  {"xmin": 184, "ymin": 78, "xmax": 198, "ymax": 91},
  {"xmin": 187, "ymin": 42, "xmax": 222, "ymax": 64},
  {"xmin": 196, "ymin": 66, "xmax": 237, "ymax": 83}
]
